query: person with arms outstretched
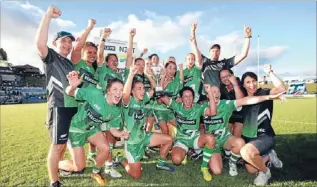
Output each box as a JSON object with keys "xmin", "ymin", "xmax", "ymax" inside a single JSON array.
[{"xmin": 240, "ymin": 64, "xmax": 286, "ymax": 186}]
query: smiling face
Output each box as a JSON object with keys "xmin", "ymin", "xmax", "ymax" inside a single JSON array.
[
  {"xmin": 82, "ymin": 45, "xmax": 97, "ymax": 64},
  {"xmin": 106, "ymin": 81, "xmax": 123, "ymax": 105},
  {"xmin": 53, "ymin": 37, "xmax": 73, "ymax": 57},
  {"xmin": 182, "ymin": 90, "xmax": 194, "ymax": 109},
  {"xmin": 132, "ymin": 81, "xmax": 145, "ymax": 101},
  {"xmin": 106, "ymin": 54, "xmax": 118, "ymax": 71},
  {"xmin": 243, "ymin": 75, "xmax": 258, "ymax": 95},
  {"xmin": 165, "ymin": 62, "xmax": 177, "ymax": 79},
  {"xmin": 186, "ymin": 53, "xmax": 195, "ymax": 69},
  {"xmin": 206, "ymin": 85, "xmax": 221, "ymax": 104},
  {"xmin": 220, "ymin": 69, "xmax": 232, "ymax": 86},
  {"xmin": 135, "ymin": 59, "xmax": 145, "ymax": 75}
]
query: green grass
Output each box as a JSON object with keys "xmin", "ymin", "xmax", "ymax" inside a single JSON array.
[
  {"xmin": 260, "ymin": 83, "xmax": 317, "ymax": 94},
  {"xmin": 1, "ymin": 99, "xmax": 317, "ymax": 186}
]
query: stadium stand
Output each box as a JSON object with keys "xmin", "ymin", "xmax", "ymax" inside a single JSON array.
[{"xmin": 0, "ymin": 50, "xmax": 46, "ymax": 105}]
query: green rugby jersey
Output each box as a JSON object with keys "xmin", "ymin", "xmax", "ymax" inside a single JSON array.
[
  {"xmin": 168, "ymin": 100, "xmax": 208, "ymax": 139},
  {"xmin": 74, "ymin": 60, "xmax": 98, "ymax": 88},
  {"xmin": 123, "ymin": 93, "xmax": 151, "ymax": 144},
  {"xmin": 71, "ymin": 87, "xmax": 122, "ymax": 129},
  {"xmin": 97, "ymin": 64, "xmax": 123, "ymax": 89},
  {"xmin": 202, "ymin": 100, "xmax": 240, "ymax": 140},
  {"xmin": 183, "ymin": 65, "xmax": 202, "ymax": 102}
]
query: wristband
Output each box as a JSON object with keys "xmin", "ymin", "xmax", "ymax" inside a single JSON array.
[
  {"xmin": 101, "ymin": 38, "xmax": 106, "ymax": 42},
  {"xmin": 232, "ymin": 83, "xmax": 238, "ymax": 87},
  {"xmin": 245, "ymin": 36, "xmax": 252, "ymax": 38},
  {"xmin": 267, "ymin": 70, "xmax": 273, "ymax": 75}
]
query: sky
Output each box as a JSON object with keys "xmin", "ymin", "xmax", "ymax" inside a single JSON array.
[{"xmin": 1, "ymin": 1, "xmax": 316, "ymax": 78}]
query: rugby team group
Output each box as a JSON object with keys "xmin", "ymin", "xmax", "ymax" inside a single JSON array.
[{"xmin": 36, "ymin": 5, "xmax": 286, "ymax": 187}]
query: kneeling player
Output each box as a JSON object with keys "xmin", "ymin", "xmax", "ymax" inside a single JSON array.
[
  {"xmin": 201, "ymin": 84, "xmax": 284, "ymax": 178},
  {"xmin": 159, "ymin": 86, "xmax": 217, "ymax": 182},
  {"xmin": 118, "ymin": 65, "xmax": 175, "ymax": 180}
]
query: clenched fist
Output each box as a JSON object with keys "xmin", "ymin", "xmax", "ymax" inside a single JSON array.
[{"xmin": 46, "ymin": 5, "xmax": 62, "ymax": 18}]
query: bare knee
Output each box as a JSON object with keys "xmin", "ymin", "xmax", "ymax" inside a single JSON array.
[
  {"xmin": 205, "ymin": 134, "xmax": 215, "ymax": 148},
  {"xmin": 235, "ymin": 138, "xmax": 245, "ymax": 149},
  {"xmin": 245, "ymin": 164, "xmax": 258, "ymax": 174},
  {"xmin": 211, "ymin": 167, "xmax": 223, "ymax": 175},
  {"xmin": 73, "ymin": 163, "xmax": 85, "ymax": 172},
  {"xmin": 51, "ymin": 144, "xmax": 66, "ymax": 154},
  {"xmin": 240, "ymin": 145, "xmax": 256, "ymax": 160},
  {"xmin": 128, "ymin": 164, "xmax": 142, "ymax": 179}
]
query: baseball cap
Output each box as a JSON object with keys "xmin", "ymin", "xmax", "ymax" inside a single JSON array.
[
  {"xmin": 53, "ymin": 31, "xmax": 75, "ymax": 41},
  {"xmin": 209, "ymin": 44, "xmax": 221, "ymax": 51}
]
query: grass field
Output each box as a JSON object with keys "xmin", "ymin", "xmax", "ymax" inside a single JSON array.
[{"xmin": 1, "ymin": 98, "xmax": 317, "ymax": 187}]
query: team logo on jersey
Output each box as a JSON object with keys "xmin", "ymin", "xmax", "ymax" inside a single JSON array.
[
  {"xmin": 184, "ymin": 76, "xmax": 193, "ymax": 84},
  {"xmin": 203, "ymin": 117, "xmax": 224, "ymax": 125},
  {"xmin": 176, "ymin": 114, "xmax": 196, "ymax": 125},
  {"xmin": 134, "ymin": 112, "xmax": 145, "ymax": 120},
  {"xmin": 85, "ymin": 104, "xmax": 104, "ymax": 123},
  {"xmin": 79, "ymin": 69, "xmax": 98, "ymax": 85}
]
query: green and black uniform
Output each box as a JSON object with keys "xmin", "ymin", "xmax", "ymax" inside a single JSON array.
[
  {"xmin": 69, "ymin": 87, "xmax": 121, "ymax": 147},
  {"xmin": 202, "ymin": 100, "xmax": 241, "ymax": 153},
  {"xmin": 97, "ymin": 64, "xmax": 123, "ymax": 90},
  {"xmin": 183, "ymin": 65, "xmax": 202, "ymax": 103},
  {"xmin": 123, "ymin": 93, "xmax": 153, "ymax": 163},
  {"xmin": 198, "ymin": 54, "xmax": 235, "ymax": 101},
  {"xmin": 154, "ymin": 74, "xmax": 182, "ymax": 123},
  {"xmin": 242, "ymin": 88, "xmax": 275, "ymax": 156},
  {"xmin": 42, "ymin": 47, "xmax": 78, "ymax": 144},
  {"xmin": 75, "ymin": 60, "xmax": 98, "ymax": 89}
]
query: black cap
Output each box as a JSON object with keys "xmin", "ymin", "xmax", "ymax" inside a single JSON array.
[
  {"xmin": 209, "ymin": 44, "xmax": 221, "ymax": 51},
  {"xmin": 53, "ymin": 31, "xmax": 75, "ymax": 41}
]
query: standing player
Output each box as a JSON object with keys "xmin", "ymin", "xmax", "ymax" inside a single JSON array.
[
  {"xmin": 71, "ymin": 19, "xmax": 99, "ymax": 88},
  {"xmin": 240, "ymin": 64, "xmax": 286, "ymax": 186},
  {"xmin": 154, "ymin": 61, "xmax": 183, "ymax": 136},
  {"xmin": 118, "ymin": 65, "xmax": 175, "ymax": 179},
  {"xmin": 159, "ymin": 86, "xmax": 217, "ymax": 182},
  {"xmin": 219, "ymin": 68, "xmax": 245, "ymax": 137},
  {"xmin": 36, "ymin": 5, "xmax": 78, "ymax": 187},
  {"xmin": 97, "ymin": 28, "xmax": 123, "ymax": 89},
  {"xmin": 183, "ymin": 52, "xmax": 202, "ymax": 103}
]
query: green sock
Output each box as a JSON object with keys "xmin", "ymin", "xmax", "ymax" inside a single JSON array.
[
  {"xmin": 92, "ymin": 167, "xmax": 101, "ymax": 174},
  {"xmin": 201, "ymin": 147, "xmax": 213, "ymax": 168},
  {"xmin": 229, "ymin": 151, "xmax": 241, "ymax": 164},
  {"xmin": 157, "ymin": 158, "xmax": 165, "ymax": 166}
]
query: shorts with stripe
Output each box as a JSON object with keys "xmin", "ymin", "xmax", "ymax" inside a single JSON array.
[
  {"xmin": 46, "ymin": 107, "xmax": 78, "ymax": 144},
  {"xmin": 173, "ymin": 133, "xmax": 200, "ymax": 152},
  {"xmin": 124, "ymin": 133, "xmax": 153, "ymax": 163}
]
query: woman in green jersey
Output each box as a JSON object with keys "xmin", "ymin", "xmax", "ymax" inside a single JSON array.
[
  {"xmin": 58, "ymin": 71, "xmax": 130, "ymax": 185},
  {"xmin": 118, "ymin": 65, "xmax": 175, "ymax": 179}
]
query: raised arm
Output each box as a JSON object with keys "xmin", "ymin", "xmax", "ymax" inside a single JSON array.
[
  {"xmin": 71, "ymin": 19, "xmax": 96, "ymax": 64},
  {"xmin": 235, "ymin": 91, "xmax": 285, "ymax": 107},
  {"xmin": 228, "ymin": 75, "xmax": 245, "ymax": 99},
  {"xmin": 97, "ymin": 28, "xmax": 112, "ymax": 66},
  {"xmin": 125, "ymin": 28, "xmax": 136, "ymax": 68},
  {"xmin": 264, "ymin": 64, "xmax": 287, "ymax": 95},
  {"xmin": 190, "ymin": 22, "xmax": 202, "ymax": 68},
  {"xmin": 122, "ymin": 65, "xmax": 137, "ymax": 105},
  {"xmin": 65, "ymin": 71, "xmax": 83, "ymax": 96},
  {"xmin": 35, "ymin": 5, "xmax": 61, "ymax": 59},
  {"xmin": 204, "ymin": 85, "xmax": 217, "ymax": 116},
  {"xmin": 233, "ymin": 25, "xmax": 252, "ymax": 65}
]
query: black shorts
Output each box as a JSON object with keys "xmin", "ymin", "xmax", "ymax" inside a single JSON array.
[
  {"xmin": 242, "ymin": 135, "xmax": 275, "ymax": 156},
  {"xmin": 46, "ymin": 107, "xmax": 78, "ymax": 144},
  {"xmin": 229, "ymin": 112, "xmax": 243, "ymax": 124}
]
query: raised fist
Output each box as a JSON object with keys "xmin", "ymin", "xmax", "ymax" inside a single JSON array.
[
  {"xmin": 46, "ymin": 5, "xmax": 61, "ymax": 18},
  {"xmin": 102, "ymin": 28, "xmax": 112, "ymax": 38},
  {"xmin": 244, "ymin": 24, "xmax": 252, "ymax": 38},
  {"xmin": 87, "ymin": 19, "xmax": 96, "ymax": 31},
  {"xmin": 130, "ymin": 28, "xmax": 136, "ymax": 37}
]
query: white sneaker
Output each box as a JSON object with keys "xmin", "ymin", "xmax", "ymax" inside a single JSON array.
[
  {"xmin": 269, "ymin": 149, "xmax": 283, "ymax": 168},
  {"xmin": 104, "ymin": 167, "xmax": 122, "ymax": 178},
  {"xmin": 253, "ymin": 168, "xmax": 271, "ymax": 186},
  {"xmin": 229, "ymin": 162, "xmax": 238, "ymax": 176}
]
